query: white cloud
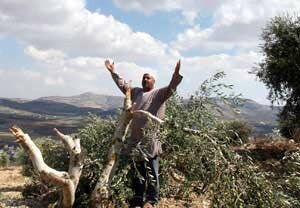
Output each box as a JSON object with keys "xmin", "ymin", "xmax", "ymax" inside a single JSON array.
[
  {"xmin": 45, "ymin": 76, "xmax": 64, "ymax": 86},
  {"xmin": 112, "ymin": 0, "xmax": 223, "ymax": 25},
  {"xmin": 21, "ymin": 70, "xmax": 41, "ymax": 79},
  {"xmin": 181, "ymin": 11, "xmax": 198, "ymax": 25},
  {"xmin": 0, "ymin": 47, "xmax": 164, "ymax": 99},
  {"xmin": 111, "ymin": 0, "xmax": 222, "ymax": 15},
  {"xmin": 214, "ymin": 0, "xmax": 300, "ymax": 27},
  {"xmin": 171, "ymin": 22, "xmax": 260, "ymax": 54},
  {"xmin": 25, "ymin": 46, "xmax": 66, "ymax": 64},
  {"xmin": 172, "ymin": 0, "xmax": 300, "ymax": 53},
  {"xmin": 0, "ymin": 0, "xmax": 171, "ymax": 65},
  {"xmin": 111, "ymin": 0, "xmax": 180, "ymax": 14},
  {"xmin": 2, "ymin": 0, "xmax": 294, "ymax": 105},
  {"xmin": 178, "ymin": 51, "xmax": 270, "ymax": 104},
  {"xmin": 110, "ymin": 0, "xmax": 300, "ymax": 53},
  {"xmin": 0, "ymin": 47, "xmax": 270, "ymax": 104}
]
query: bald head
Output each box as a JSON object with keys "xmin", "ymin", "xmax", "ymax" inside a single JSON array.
[{"xmin": 142, "ymin": 73, "xmax": 155, "ymax": 92}]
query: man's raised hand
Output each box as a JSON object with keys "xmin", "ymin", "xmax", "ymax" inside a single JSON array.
[
  {"xmin": 104, "ymin": 59, "xmax": 115, "ymax": 73},
  {"xmin": 174, "ymin": 59, "xmax": 181, "ymax": 76}
]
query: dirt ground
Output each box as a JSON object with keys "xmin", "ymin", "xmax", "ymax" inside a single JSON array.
[
  {"xmin": 0, "ymin": 166, "xmax": 29, "ymax": 208},
  {"xmin": 0, "ymin": 166, "xmax": 209, "ymax": 208}
]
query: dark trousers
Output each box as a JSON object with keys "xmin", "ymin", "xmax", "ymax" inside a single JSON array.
[{"xmin": 129, "ymin": 156, "xmax": 160, "ymax": 207}]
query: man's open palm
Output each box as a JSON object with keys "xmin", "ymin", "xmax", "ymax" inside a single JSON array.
[
  {"xmin": 174, "ymin": 59, "xmax": 181, "ymax": 76},
  {"xmin": 174, "ymin": 59, "xmax": 181, "ymax": 75},
  {"xmin": 105, "ymin": 60, "xmax": 114, "ymax": 73}
]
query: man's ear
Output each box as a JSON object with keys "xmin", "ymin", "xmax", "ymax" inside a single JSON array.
[{"xmin": 151, "ymin": 75, "xmax": 156, "ymax": 83}]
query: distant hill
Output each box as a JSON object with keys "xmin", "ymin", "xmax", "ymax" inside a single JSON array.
[
  {"xmin": 0, "ymin": 92, "xmax": 121, "ymax": 116},
  {"xmin": 0, "ymin": 93, "xmax": 121, "ymax": 146},
  {"xmin": 215, "ymin": 99, "xmax": 280, "ymax": 135},
  {"xmin": 37, "ymin": 92, "xmax": 123, "ymax": 110},
  {"xmin": 0, "ymin": 92, "xmax": 280, "ymax": 146}
]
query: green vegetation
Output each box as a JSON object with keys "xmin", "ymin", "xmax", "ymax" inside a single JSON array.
[
  {"xmin": 16, "ymin": 72, "xmax": 300, "ymax": 207},
  {"xmin": 226, "ymin": 120, "xmax": 252, "ymax": 144},
  {"xmin": 254, "ymin": 14, "xmax": 300, "ymax": 137},
  {"xmin": 159, "ymin": 72, "xmax": 285, "ymax": 207},
  {"xmin": 0, "ymin": 151, "xmax": 9, "ymax": 167}
]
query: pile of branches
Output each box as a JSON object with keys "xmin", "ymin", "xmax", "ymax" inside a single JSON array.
[{"xmin": 14, "ymin": 72, "xmax": 300, "ymax": 207}]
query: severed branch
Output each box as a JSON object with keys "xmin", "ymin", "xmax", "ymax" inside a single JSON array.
[
  {"xmin": 183, "ymin": 127, "xmax": 201, "ymax": 134},
  {"xmin": 53, "ymin": 128, "xmax": 83, "ymax": 190},
  {"xmin": 91, "ymin": 87, "xmax": 165, "ymax": 208},
  {"xmin": 10, "ymin": 127, "xmax": 83, "ymax": 208},
  {"xmin": 133, "ymin": 110, "xmax": 164, "ymax": 124},
  {"xmin": 91, "ymin": 87, "xmax": 133, "ymax": 208}
]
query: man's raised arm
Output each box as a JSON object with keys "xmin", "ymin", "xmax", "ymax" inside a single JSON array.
[
  {"xmin": 158, "ymin": 60, "xmax": 183, "ymax": 101},
  {"xmin": 169, "ymin": 60, "xmax": 183, "ymax": 91},
  {"xmin": 105, "ymin": 59, "xmax": 130, "ymax": 94}
]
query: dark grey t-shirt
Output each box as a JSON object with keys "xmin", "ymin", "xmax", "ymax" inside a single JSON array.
[
  {"xmin": 129, "ymin": 87, "xmax": 168, "ymax": 157},
  {"xmin": 111, "ymin": 71, "xmax": 182, "ymax": 159}
]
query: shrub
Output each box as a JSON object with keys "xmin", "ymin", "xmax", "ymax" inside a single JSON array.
[
  {"xmin": 18, "ymin": 72, "xmax": 296, "ymax": 207},
  {"xmin": 0, "ymin": 151, "xmax": 9, "ymax": 167},
  {"xmin": 158, "ymin": 73, "xmax": 287, "ymax": 207},
  {"xmin": 226, "ymin": 120, "xmax": 252, "ymax": 144},
  {"xmin": 269, "ymin": 151, "xmax": 300, "ymax": 207}
]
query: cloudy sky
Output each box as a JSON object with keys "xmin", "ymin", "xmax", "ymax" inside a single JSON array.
[{"xmin": 0, "ymin": 0, "xmax": 299, "ymax": 105}]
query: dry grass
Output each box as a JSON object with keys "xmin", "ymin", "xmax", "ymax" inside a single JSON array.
[
  {"xmin": 0, "ymin": 166, "xmax": 46, "ymax": 208},
  {"xmin": 234, "ymin": 137, "xmax": 300, "ymax": 152},
  {"xmin": 0, "ymin": 166, "xmax": 28, "ymax": 207}
]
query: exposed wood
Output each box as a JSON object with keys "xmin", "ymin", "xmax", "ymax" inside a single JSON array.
[
  {"xmin": 133, "ymin": 110, "xmax": 164, "ymax": 124},
  {"xmin": 293, "ymin": 128, "xmax": 300, "ymax": 143},
  {"xmin": 10, "ymin": 127, "xmax": 83, "ymax": 208},
  {"xmin": 91, "ymin": 87, "xmax": 164, "ymax": 207},
  {"xmin": 91, "ymin": 87, "xmax": 133, "ymax": 208}
]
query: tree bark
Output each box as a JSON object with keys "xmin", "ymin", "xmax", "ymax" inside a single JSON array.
[
  {"xmin": 91, "ymin": 88, "xmax": 165, "ymax": 208},
  {"xmin": 91, "ymin": 87, "xmax": 133, "ymax": 208},
  {"xmin": 10, "ymin": 127, "xmax": 83, "ymax": 208}
]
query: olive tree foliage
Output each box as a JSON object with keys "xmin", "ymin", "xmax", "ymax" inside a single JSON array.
[
  {"xmin": 159, "ymin": 72, "xmax": 291, "ymax": 207},
  {"xmin": 17, "ymin": 72, "xmax": 296, "ymax": 207},
  {"xmin": 226, "ymin": 120, "xmax": 252, "ymax": 143},
  {"xmin": 254, "ymin": 15, "xmax": 300, "ymax": 137}
]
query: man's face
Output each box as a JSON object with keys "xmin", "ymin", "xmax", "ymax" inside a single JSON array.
[{"xmin": 142, "ymin": 73, "xmax": 155, "ymax": 92}]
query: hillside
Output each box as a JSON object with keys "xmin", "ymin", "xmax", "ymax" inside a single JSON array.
[
  {"xmin": 215, "ymin": 98, "xmax": 280, "ymax": 135},
  {"xmin": 0, "ymin": 93, "xmax": 280, "ymax": 146},
  {"xmin": 37, "ymin": 92, "xmax": 123, "ymax": 110},
  {"xmin": 0, "ymin": 94, "xmax": 119, "ymax": 146}
]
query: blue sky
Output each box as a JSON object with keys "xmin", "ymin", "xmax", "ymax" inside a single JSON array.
[
  {"xmin": 0, "ymin": 0, "xmax": 299, "ymax": 104},
  {"xmin": 85, "ymin": 0, "xmax": 189, "ymax": 42}
]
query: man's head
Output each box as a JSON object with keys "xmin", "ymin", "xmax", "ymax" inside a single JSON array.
[{"xmin": 142, "ymin": 73, "xmax": 155, "ymax": 92}]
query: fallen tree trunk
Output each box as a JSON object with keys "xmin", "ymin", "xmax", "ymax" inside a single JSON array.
[
  {"xmin": 91, "ymin": 87, "xmax": 133, "ymax": 208},
  {"xmin": 10, "ymin": 127, "xmax": 83, "ymax": 208},
  {"xmin": 91, "ymin": 88, "xmax": 164, "ymax": 208}
]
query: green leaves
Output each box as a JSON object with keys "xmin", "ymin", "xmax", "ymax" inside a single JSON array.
[
  {"xmin": 255, "ymin": 14, "xmax": 300, "ymax": 137},
  {"xmin": 18, "ymin": 72, "xmax": 300, "ymax": 207},
  {"xmin": 0, "ymin": 151, "xmax": 9, "ymax": 167},
  {"xmin": 159, "ymin": 73, "xmax": 288, "ymax": 207}
]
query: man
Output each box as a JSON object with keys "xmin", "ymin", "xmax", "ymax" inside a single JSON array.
[{"xmin": 104, "ymin": 59, "xmax": 182, "ymax": 208}]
